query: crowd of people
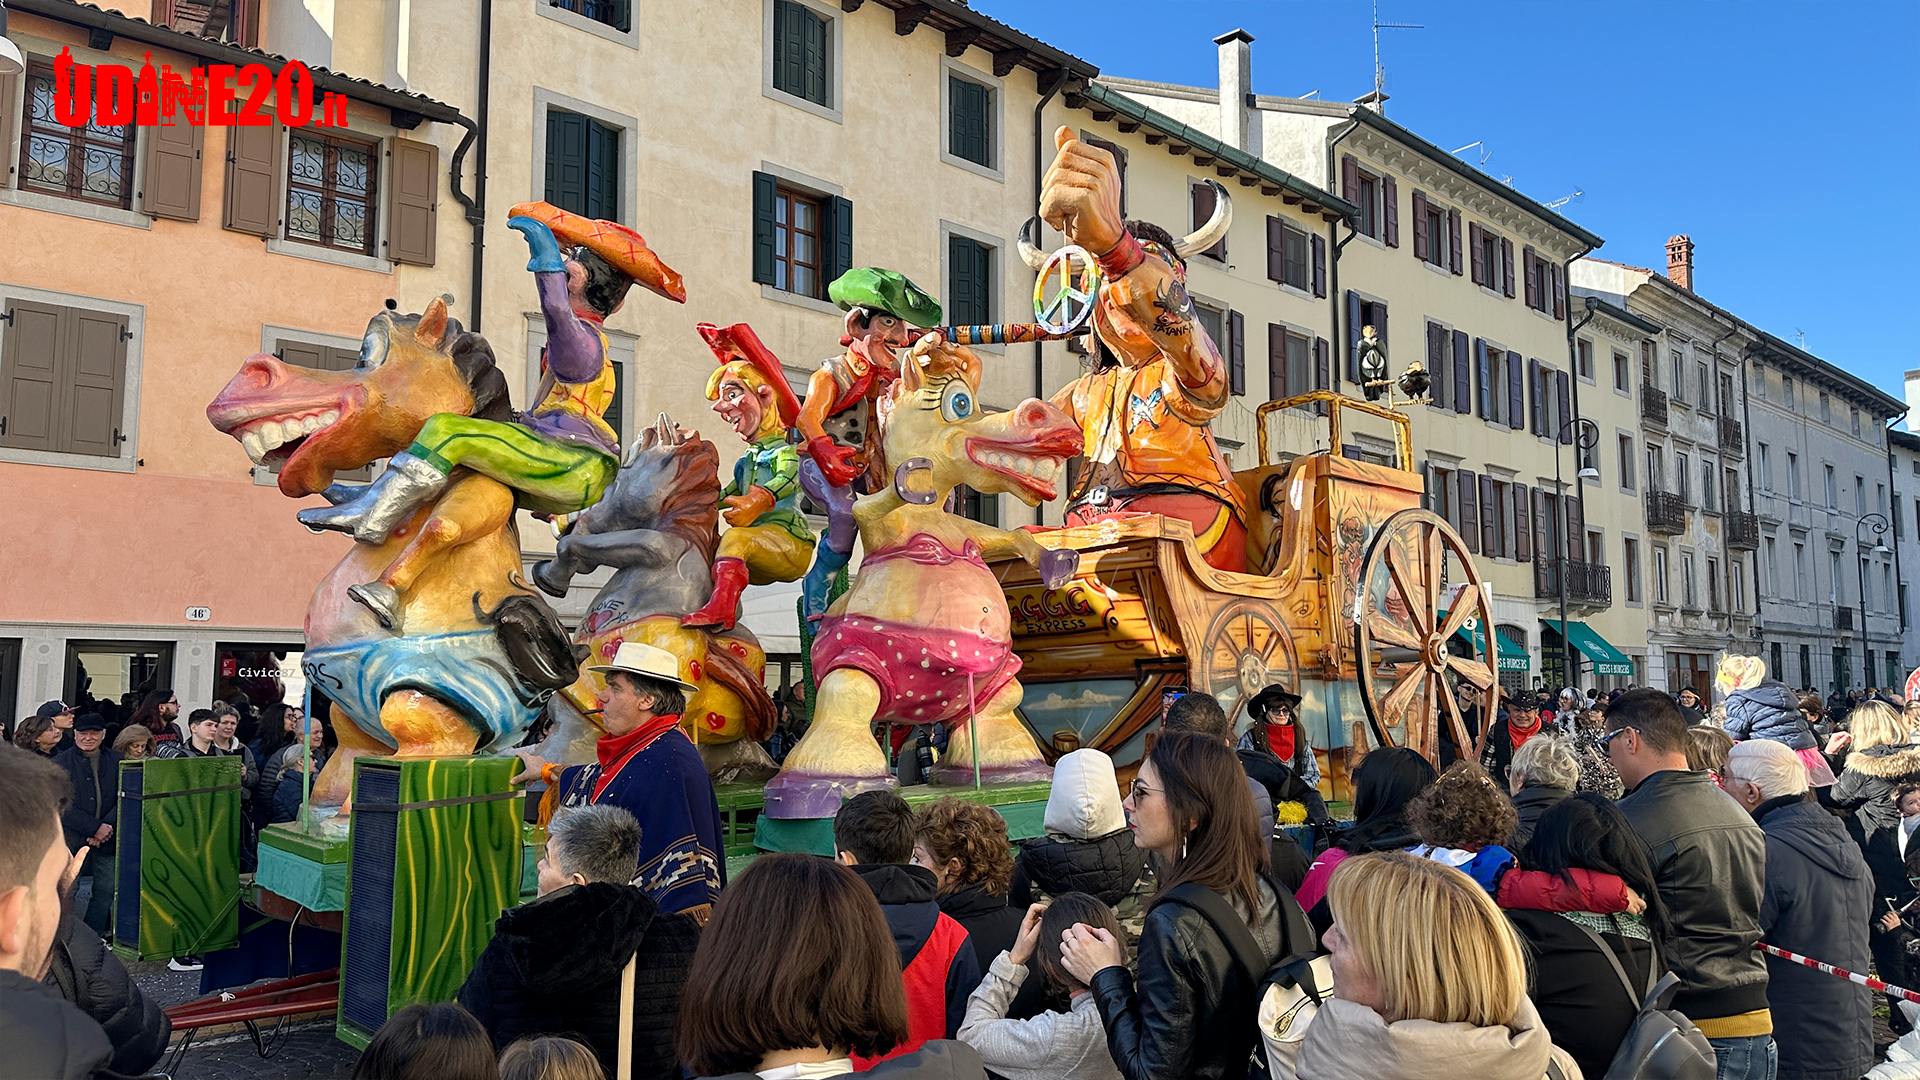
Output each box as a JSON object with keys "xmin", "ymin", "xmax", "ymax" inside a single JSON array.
[{"xmin": 4, "ymin": 658, "xmax": 1917, "ymax": 1080}]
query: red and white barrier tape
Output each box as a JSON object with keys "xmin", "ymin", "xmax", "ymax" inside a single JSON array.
[{"xmin": 1756, "ymin": 941, "xmax": 1920, "ymax": 1004}]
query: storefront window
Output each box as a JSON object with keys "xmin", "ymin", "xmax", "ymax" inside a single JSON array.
[{"xmin": 65, "ymin": 640, "xmax": 173, "ymax": 709}]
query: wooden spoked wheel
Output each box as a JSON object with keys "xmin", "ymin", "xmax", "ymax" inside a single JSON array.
[
  {"xmin": 1353, "ymin": 509, "xmax": 1499, "ymax": 764},
  {"xmin": 1197, "ymin": 598, "xmax": 1300, "ymax": 725}
]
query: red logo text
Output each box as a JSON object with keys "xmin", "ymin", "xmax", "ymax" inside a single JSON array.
[{"xmin": 50, "ymin": 48, "xmax": 350, "ymax": 129}]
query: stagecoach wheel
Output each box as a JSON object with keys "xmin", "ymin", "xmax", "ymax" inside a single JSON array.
[
  {"xmin": 1196, "ymin": 598, "xmax": 1300, "ymax": 726},
  {"xmin": 1353, "ymin": 509, "xmax": 1499, "ymax": 764}
]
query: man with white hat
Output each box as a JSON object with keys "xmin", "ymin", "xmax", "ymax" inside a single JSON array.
[{"xmin": 514, "ymin": 642, "xmax": 725, "ymax": 921}]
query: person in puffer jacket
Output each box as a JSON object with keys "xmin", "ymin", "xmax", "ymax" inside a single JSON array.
[
  {"xmin": 1721, "ymin": 654, "xmax": 1836, "ymax": 786},
  {"xmin": 1008, "ymin": 749, "xmax": 1146, "ymax": 917},
  {"xmin": 43, "ymin": 911, "xmax": 170, "ymax": 1077}
]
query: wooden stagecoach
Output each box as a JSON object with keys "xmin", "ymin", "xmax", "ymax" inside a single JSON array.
[{"xmin": 993, "ymin": 391, "xmax": 1500, "ymax": 798}]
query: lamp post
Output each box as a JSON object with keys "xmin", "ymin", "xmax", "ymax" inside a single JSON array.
[
  {"xmin": 0, "ymin": 2, "xmax": 25, "ymax": 78},
  {"xmin": 1856, "ymin": 512, "xmax": 1891, "ymax": 690},
  {"xmin": 1553, "ymin": 416, "xmax": 1602, "ymax": 689}
]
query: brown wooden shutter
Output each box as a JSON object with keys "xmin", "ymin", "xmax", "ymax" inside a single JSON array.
[
  {"xmin": 1479, "ymin": 474, "xmax": 1498, "ymax": 554},
  {"xmin": 1507, "ymin": 348, "xmax": 1525, "ymax": 430},
  {"xmin": 141, "ymin": 120, "xmax": 203, "ymax": 221},
  {"xmin": 1228, "ymin": 309, "xmax": 1244, "ymax": 397},
  {"xmin": 1567, "ymin": 495, "xmax": 1585, "ymax": 559},
  {"xmin": 1468, "ymin": 223, "xmax": 1485, "ymax": 285},
  {"xmin": 1373, "ymin": 301, "xmax": 1387, "ymax": 357},
  {"xmin": 322, "ymin": 345, "xmax": 360, "ymax": 371},
  {"xmin": 1453, "ymin": 330, "xmax": 1470, "ymax": 414},
  {"xmin": 277, "ymin": 340, "xmax": 325, "ymax": 369},
  {"xmin": 1474, "ymin": 338, "xmax": 1491, "ymax": 419},
  {"xmin": 63, "ymin": 309, "xmax": 129, "ymax": 457},
  {"xmin": 1448, "ymin": 209, "xmax": 1463, "ymax": 274},
  {"xmin": 1268, "ymin": 324, "xmax": 1286, "ymax": 400},
  {"xmin": 1555, "ymin": 370, "xmax": 1572, "ymax": 444},
  {"xmin": 1382, "ymin": 175, "xmax": 1398, "ymax": 247},
  {"xmin": 1528, "ymin": 358, "xmax": 1544, "ymax": 435},
  {"xmin": 1523, "ymin": 247, "xmax": 1540, "ymax": 309},
  {"xmin": 1341, "ymin": 155, "xmax": 1359, "ymax": 205},
  {"xmin": 1428, "ymin": 322, "xmax": 1447, "ymax": 410},
  {"xmin": 1346, "ymin": 292, "xmax": 1362, "ymax": 384},
  {"xmin": 1500, "ymin": 236, "xmax": 1515, "ymax": 298},
  {"xmin": 1458, "ymin": 470, "xmax": 1479, "ymax": 554},
  {"xmin": 1314, "ymin": 337, "xmax": 1329, "ymax": 393},
  {"xmin": 1514, "ymin": 483, "xmax": 1532, "ymax": 562},
  {"xmin": 1532, "ymin": 488, "xmax": 1548, "ymax": 564},
  {"xmin": 1310, "ymin": 234, "xmax": 1326, "ymax": 297},
  {"xmin": 0, "ymin": 74, "xmax": 14, "ymax": 190},
  {"xmin": 387, "ymin": 137, "xmax": 438, "ymax": 266},
  {"xmin": 224, "ymin": 118, "xmax": 282, "ymax": 236},
  {"xmin": 1550, "ymin": 264, "xmax": 1565, "ymax": 319},
  {"xmin": 0, "ymin": 299, "xmax": 64, "ymax": 451},
  {"xmin": 1421, "ymin": 462, "xmax": 1435, "ymax": 512},
  {"xmin": 1411, "ymin": 191, "xmax": 1429, "ymax": 261}
]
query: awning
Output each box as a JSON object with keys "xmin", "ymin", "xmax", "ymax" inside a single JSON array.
[
  {"xmin": 1543, "ymin": 619, "xmax": 1634, "ymax": 676},
  {"xmin": 1447, "ymin": 620, "xmax": 1532, "ymax": 671}
]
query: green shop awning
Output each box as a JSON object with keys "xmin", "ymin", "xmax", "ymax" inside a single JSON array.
[
  {"xmin": 1448, "ymin": 620, "xmax": 1532, "ymax": 671},
  {"xmin": 1543, "ymin": 619, "xmax": 1634, "ymax": 676}
]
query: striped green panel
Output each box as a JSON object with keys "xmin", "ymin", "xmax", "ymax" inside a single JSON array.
[
  {"xmin": 133, "ymin": 756, "xmax": 242, "ymax": 959},
  {"xmin": 385, "ymin": 757, "xmax": 522, "ymax": 1009}
]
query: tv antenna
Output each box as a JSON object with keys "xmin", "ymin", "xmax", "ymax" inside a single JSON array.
[
  {"xmin": 1793, "ymin": 328, "xmax": 1807, "ymax": 349},
  {"xmin": 1451, "ymin": 141, "xmax": 1493, "ymax": 168},
  {"xmin": 1545, "ymin": 188, "xmax": 1584, "ymax": 209},
  {"xmin": 1299, "ymin": 89, "xmax": 1321, "ymax": 99},
  {"xmin": 1372, "ymin": 0, "xmax": 1423, "ymax": 113}
]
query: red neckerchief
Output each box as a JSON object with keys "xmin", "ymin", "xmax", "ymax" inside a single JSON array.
[
  {"xmin": 828, "ymin": 339, "xmax": 900, "ymax": 415},
  {"xmin": 1509, "ymin": 713, "xmax": 1542, "ymax": 751},
  {"xmin": 590, "ymin": 713, "xmax": 682, "ymax": 801},
  {"xmin": 1265, "ymin": 722, "xmax": 1296, "ymax": 761}
]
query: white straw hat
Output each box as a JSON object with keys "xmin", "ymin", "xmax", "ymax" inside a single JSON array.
[{"xmin": 588, "ymin": 641, "xmax": 699, "ymax": 693}]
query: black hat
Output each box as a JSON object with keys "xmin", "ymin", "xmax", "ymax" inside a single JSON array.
[
  {"xmin": 36, "ymin": 700, "xmax": 72, "ymax": 719},
  {"xmin": 1509, "ymin": 690, "xmax": 1552, "ymax": 713},
  {"xmin": 73, "ymin": 713, "xmax": 107, "ymax": 732},
  {"xmin": 1247, "ymin": 684, "xmax": 1303, "ymax": 716}
]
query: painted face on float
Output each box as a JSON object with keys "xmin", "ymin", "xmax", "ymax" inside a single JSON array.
[
  {"xmin": 711, "ymin": 372, "xmax": 773, "ymax": 441},
  {"xmin": 850, "ymin": 309, "xmax": 912, "ymax": 369}
]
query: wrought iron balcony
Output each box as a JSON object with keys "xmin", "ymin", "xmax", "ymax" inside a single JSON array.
[
  {"xmin": 1836, "ymin": 606, "xmax": 1855, "ymax": 631},
  {"xmin": 1647, "ymin": 490, "xmax": 1688, "ymax": 534},
  {"xmin": 1719, "ymin": 416, "xmax": 1744, "ymax": 457},
  {"xmin": 1640, "ymin": 384, "xmax": 1669, "ymax": 426},
  {"xmin": 1725, "ymin": 511, "xmax": 1759, "ymax": 549},
  {"xmin": 1534, "ymin": 558, "xmax": 1614, "ymax": 608}
]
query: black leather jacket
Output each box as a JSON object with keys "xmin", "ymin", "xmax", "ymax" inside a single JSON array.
[
  {"xmin": 1089, "ymin": 880, "xmax": 1285, "ymax": 1080},
  {"xmin": 43, "ymin": 913, "xmax": 170, "ymax": 1077}
]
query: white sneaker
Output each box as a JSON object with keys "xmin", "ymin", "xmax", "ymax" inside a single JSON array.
[{"xmin": 168, "ymin": 956, "xmax": 204, "ymax": 971}]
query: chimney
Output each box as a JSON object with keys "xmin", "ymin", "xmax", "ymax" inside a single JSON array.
[
  {"xmin": 1214, "ymin": 29, "xmax": 1253, "ymax": 150},
  {"xmin": 1666, "ymin": 235, "xmax": 1695, "ymax": 292}
]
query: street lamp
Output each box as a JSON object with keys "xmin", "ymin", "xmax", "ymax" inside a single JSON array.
[
  {"xmin": 1553, "ymin": 415, "xmax": 1602, "ymax": 688},
  {"xmin": 1857, "ymin": 512, "xmax": 1891, "ymax": 690},
  {"xmin": 0, "ymin": 2, "xmax": 25, "ymax": 78}
]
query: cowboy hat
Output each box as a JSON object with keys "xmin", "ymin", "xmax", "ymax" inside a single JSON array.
[
  {"xmin": 1247, "ymin": 684, "xmax": 1303, "ymax": 716},
  {"xmin": 588, "ymin": 641, "xmax": 699, "ymax": 693}
]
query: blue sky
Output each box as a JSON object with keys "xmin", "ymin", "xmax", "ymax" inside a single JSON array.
[{"xmin": 976, "ymin": 0, "xmax": 1920, "ymax": 403}]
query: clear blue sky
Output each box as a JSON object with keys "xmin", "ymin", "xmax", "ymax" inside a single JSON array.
[{"xmin": 976, "ymin": 0, "xmax": 1920, "ymax": 403}]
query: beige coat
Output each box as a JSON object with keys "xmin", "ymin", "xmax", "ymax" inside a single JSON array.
[{"xmin": 1296, "ymin": 995, "xmax": 1582, "ymax": 1080}]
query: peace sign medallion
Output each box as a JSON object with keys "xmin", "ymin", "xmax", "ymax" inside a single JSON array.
[{"xmin": 1032, "ymin": 245, "xmax": 1104, "ymax": 336}]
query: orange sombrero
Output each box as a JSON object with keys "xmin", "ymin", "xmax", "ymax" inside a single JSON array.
[
  {"xmin": 698, "ymin": 322, "xmax": 801, "ymax": 428},
  {"xmin": 507, "ymin": 201, "xmax": 686, "ymax": 303}
]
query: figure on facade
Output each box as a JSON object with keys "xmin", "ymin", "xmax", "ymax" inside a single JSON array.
[
  {"xmin": 298, "ymin": 201, "xmax": 686, "ymax": 631},
  {"xmin": 1356, "ymin": 324, "xmax": 1389, "ymax": 401},
  {"xmin": 762, "ymin": 333, "xmax": 1084, "ymax": 819},
  {"xmin": 207, "ymin": 299, "xmax": 577, "ymax": 806},
  {"xmin": 681, "ymin": 323, "xmax": 814, "ymax": 632},
  {"xmin": 1023, "ymin": 128, "xmax": 1246, "ymax": 572},
  {"xmin": 794, "ymin": 268, "xmax": 944, "ymax": 622}
]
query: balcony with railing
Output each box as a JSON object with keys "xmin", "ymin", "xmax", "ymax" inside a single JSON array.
[
  {"xmin": 1640, "ymin": 384, "xmax": 1669, "ymax": 427},
  {"xmin": 1647, "ymin": 490, "xmax": 1688, "ymax": 534},
  {"xmin": 1836, "ymin": 605, "xmax": 1855, "ymax": 631},
  {"xmin": 1725, "ymin": 511, "xmax": 1760, "ymax": 549},
  {"xmin": 1718, "ymin": 415, "xmax": 1744, "ymax": 457},
  {"xmin": 1534, "ymin": 558, "xmax": 1614, "ymax": 609},
  {"xmin": 548, "ymin": 0, "xmax": 631, "ymax": 31}
]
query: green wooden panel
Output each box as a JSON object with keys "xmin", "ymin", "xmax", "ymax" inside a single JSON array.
[{"xmin": 117, "ymin": 756, "xmax": 242, "ymax": 960}]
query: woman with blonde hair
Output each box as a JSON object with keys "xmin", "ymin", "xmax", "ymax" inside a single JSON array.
[
  {"xmin": 112, "ymin": 724, "xmax": 155, "ymax": 758},
  {"xmin": 1298, "ymin": 852, "xmax": 1578, "ymax": 1080},
  {"xmin": 1824, "ymin": 699, "xmax": 1920, "ymax": 849},
  {"xmin": 498, "ymin": 1036, "xmax": 607, "ymax": 1080}
]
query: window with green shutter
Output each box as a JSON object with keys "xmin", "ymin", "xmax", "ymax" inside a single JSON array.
[
  {"xmin": 958, "ymin": 485, "xmax": 999, "ymax": 527},
  {"xmin": 772, "ymin": 0, "xmax": 830, "ymax": 107},
  {"xmin": 948, "ymin": 235, "xmax": 992, "ymax": 327},
  {"xmin": 949, "ymin": 76, "xmax": 992, "ymax": 167},
  {"xmin": 545, "ymin": 110, "xmax": 621, "ymax": 222}
]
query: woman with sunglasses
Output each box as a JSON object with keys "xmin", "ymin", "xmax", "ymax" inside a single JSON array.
[
  {"xmin": 1057, "ymin": 732, "xmax": 1310, "ymax": 1080},
  {"xmin": 1235, "ymin": 685, "xmax": 1333, "ymax": 841}
]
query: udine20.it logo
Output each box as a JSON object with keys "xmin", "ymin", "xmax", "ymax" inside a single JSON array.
[{"xmin": 48, "ymin": 48, "xmax": 352, "ymax": 128}]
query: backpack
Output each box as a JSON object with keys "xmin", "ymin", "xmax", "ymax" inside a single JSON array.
[
  {"xmin": 1153, "ymin": 880, "xmax": 1326, "ymax": 1080},
  {"xmin": 1565, "ymin": 922, "xmax": 1717, "ymax": 1080}
]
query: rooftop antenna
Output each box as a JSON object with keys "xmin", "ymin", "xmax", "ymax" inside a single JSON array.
[
  {"xmin": 1371, "ymin": 0, "xmax": 1423, "ymax": 114},
  {"xmin": 1545, "ymin": 188, "xmax": 1584, "ymax": 209},
  {"xmin": 1299, "ymin": 89, "xmax": 1321, "ymax": 99},
  {"xmin": 1794, "ymin": 328, "xmax": 1807, "ymax": 349},
  {"xmin": 1451, "ymin": 141, "xmax": 1494, "ymax": 168}
]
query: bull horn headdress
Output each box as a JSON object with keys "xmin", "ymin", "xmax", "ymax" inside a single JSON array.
[{"xmin": 1017, "ymin": 180, "xmax": 1234, "ymax": 271}]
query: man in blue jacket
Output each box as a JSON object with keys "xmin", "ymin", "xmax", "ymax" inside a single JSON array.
[{"xmin": 52, "ymin": 715, "xmax": 119, "ymax": 937}]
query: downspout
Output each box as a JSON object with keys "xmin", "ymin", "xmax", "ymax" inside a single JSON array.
[
  {"xmin": 1888, "ymin": 413, "xmax": 1910, "ymax": 658},
  {"xmin": 1705, "ymin": 320, "xmax": 1736, "ymax": 649},
  {"xmin": 466, "ymin": 0, "xmax": 493, "ymax": 333},
  {"xmin": 1562, "ymin": 252, "xmax": 1596, "ymax": 688},
  {"xmin": 1030, "ymin": 66, "xmax": 1070, "ymax": 525},
  {"xmin": 1325, "ymin": 119, "xmax": 1361, "ymax": 395},
  {"xmin": 1740, "ymin": 341, "xmax": 1761, "ymax": 649}
]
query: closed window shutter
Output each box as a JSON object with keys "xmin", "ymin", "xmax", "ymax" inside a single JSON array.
[
  {"xmin": 1228, "ymin": 310, "xmax": 1244, "ymax": 397},
  {"xmin": 1453, "ymin": 330, "xmax": 1470, "ymax": 414},
  {"xmin": 1266, "ymin": 216, "xmax": 1284, "ymax": 283},
  {"xmin": 1514, "ymin": 483, "xmax": 1531, "ymax": 562},
  {"xmin": 386, "ymin": 137, "xmax": 437, "ymax": 265},
  {"xmin": 1532, "ymin": 488, "xmax": 1548, "ymax": 564},
  {"xmin": 142, "ymin": 119, "xmax": 203, "ymax": 221},
  {"xmin": 63, "ymin": 309, "xmax": 129, "ymax": 457},
  {"xmin": 1474, "ymin": 337, "xmax": 1490, "ymax": 419},
  {"xmin": 950, "ymin": 77, "xmax": 990, "ymax": 166},
  {"xmin": 1468, "ymin": 223, "xmax": 1485, "ymax": 286},
  {"xmin": 1421, "ymin": 462, "xmax": 1435, "ymax": 511},
  {"xmin": 1267, "ymin": 323, "xmax": 1285, "ymax": 400},
  {"xmin": 585, "ymin": 119, "xmax": 619, "ymax": 221},
  {"xmin": 825, "ymin": 194, "xmax": 854, "ymax": 284},
  {"xmin": 1500, "ymin": 237, "xmax": 1515, "ymax": 298},
  {"xmin": 1507, "ymin": 348, "xmax": 1524, "ymax": 430},
  {"xmin": 1428, "ymin": 322, "xmax": 1447, "ymax": 410},
  {"xmin": 1341, "ymin": 155, "xmax": 1359, "ymax": 205},
  {"xmin": 1310, "ymin": 233, "xmax": 1326, "ymax": 297},
  {"xmin": 1448, "ymin": 209, "xmax": 1463, "ymax": 274},
  {"xmin": 1314, "ymin": 337, "xmax": 1329, "ymax": 394},
  {"xmin": 1523, "ymin": 247, "xmax": 1540, "ymax": 309},
  {"xmin": 751, "ymin": 171, "xmax": 778, "ymax": 285},
  {"xmin": 1528, "ymin": 358, "xmax": 1543, "ymax": 434},
  {"xmin": 802, "ymin": 4, "xmax": 828, "ymax": 106},
  {"xmin": 1190, "ymin": 182, "xmax": 1224, "ymax": 260},
  {"xmin": 277, "ymin": 340, "xmax": 325, "ymax": 369},
  {"xmin": 1345, "ymin": 292, "xmax": 1362, "ymax": 383},
  {"xmin": 1382, "ymin": 175, "xmax": 1398, "ymax": 247},
  {"xmin": 1479, "ymin": 474, "xmax": 1497, "ymax": 554},
  {"xmin": 0, "ymin": 74, "xmax": 14, "ymax": 190},
  {"xmin": 949, "ymin": 235, "xmax": 978, "ymax": 325},
  {"xmin": 223, "ymin": 116, "xmax": 282, "ymax": 236},
  {"xmin": 1550, "ymin": 264, "xmax": 1565, "ymax": 319},
  {"xmin": 1555, "ymin": 371, "xmax": 1572, "ymax": 444},
  {"xmin": 0, "ymin": 299, "xmax": 65, "ymax": 451},
  {"xmin": 545, "ymin": 110, "xmax": 587, "ymax": 216},
  {"xmin": 1411, "ymin": 191, "xmax": 1428, "ymax": 261},
  {"xmin": 1372, "ymin": 302, "xmax": 1386, "ymax": 360},
  {"xmin": 1458, "ymin": 470, "xmax": 1479, "ymax": 554},
  {"xmin": 1568, "ymin": 495, "xmax": 1584, "ymax": 559}
]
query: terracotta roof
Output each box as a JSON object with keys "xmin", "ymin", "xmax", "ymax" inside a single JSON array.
[{"xmin": 1581, "ymin": 256, "xmax": 1654, "ymax": 275}]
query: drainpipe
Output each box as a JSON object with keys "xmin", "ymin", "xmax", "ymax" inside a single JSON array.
[
  {"xmin": 1324, "ymin": 119, "xmax": 1360, "ymax": 395},
  {"xmin": 1740, "ymin": 341, "xmax": 1761, "ymax": 651},
  {"xmin": 1030, "ymin": 67, "xmax": 1070, "ymax": 525},
  {"xmin": 467, "ymin": 0, "xmax": 493, "ymax": 333},
  {"xmin": 1704, "ymin": 319, "xmax": 1736, "ymax": 655},
  {"xmin": 1562, "ymin": 265, "xmax": 1597, "ymax": 688},
  {"xmin": 1888, "ymin": 412, "xmax": 1910, "ymax": 655}
]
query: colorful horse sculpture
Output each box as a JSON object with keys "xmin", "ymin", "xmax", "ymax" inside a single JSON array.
[
  {"xmin": 531, "ymin": 415, "xmax": 778, "ymax": 781},
  {"xmin": 762, "ymin": 333, "xmax": 1085, "ymax": 818},
  {"xmin": 207, "ymin": 299, "xmax": 577, "ymax": 805}
]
